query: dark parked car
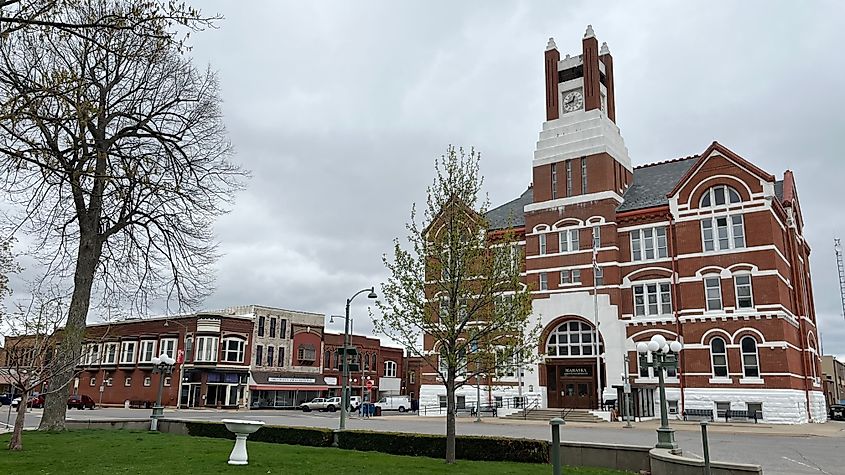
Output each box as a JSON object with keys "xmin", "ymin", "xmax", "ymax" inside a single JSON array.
[
  {"xmin": 830, "ymin": 404, "xmax": 845, "ymax": 421},
  {"xmin": 0, "ymin": 393, "xmax": 13, "ymax": 406},
  {"xmin": 67, "ymin": 394, "xmax": 96, "ymax": 410}
]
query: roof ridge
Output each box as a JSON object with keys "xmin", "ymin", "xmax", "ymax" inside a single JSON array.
[{"xmin": 634, "ymin": 154, "xmax": 699, "ymax": 170}]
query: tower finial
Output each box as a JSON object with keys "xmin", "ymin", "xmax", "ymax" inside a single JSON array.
[
  {"xmin": 600, "ymin": 41, "xmax": 610, "ymax": 55},
  {"xmin": 546, "ymin": 37, "xmax": 557, "ymax": 51},
  {"xmin": 584, "ymin": 24, "xmax": 595, "ymax": 39}
]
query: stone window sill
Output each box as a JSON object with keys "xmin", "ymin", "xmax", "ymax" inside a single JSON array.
[
  {"xmin": 709, "ymin": 377, "xmax": 733, "ymax": 384},
  {"xmin": 739, "ymin": 378, "xmax": 765, "ymax": 384}
]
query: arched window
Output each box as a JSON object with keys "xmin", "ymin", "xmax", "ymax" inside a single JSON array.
[
  {"xmin": 700, "ymin": 185, "xmax": 741, "ymax": 208},
  {"xmin": 740, "ymin": 337, "xmax": 760, "ymax": 378},
  {"xmin": 710, "ymin": 337, "xmax": 728, "ymax": 378},
  {"xmin": 384, "ymin": 360, "xmax": 397, "ymax": 378},
  {"xmin": 545, "ymin": 320, "xmax": 601, "ymax": 357},
  {"xmin": 364, "ymin": 353, "xmax": 371, "ymax": 371}
]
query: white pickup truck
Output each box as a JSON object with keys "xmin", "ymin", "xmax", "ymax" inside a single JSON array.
[{"xmin": 300, "ymin": 397, "xmax": 342, "ymax": 412}]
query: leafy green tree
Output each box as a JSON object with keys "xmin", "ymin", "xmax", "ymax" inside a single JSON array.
[{"xmin": 375, "ymin": 145, "xmax": 538, "ymax": 464}]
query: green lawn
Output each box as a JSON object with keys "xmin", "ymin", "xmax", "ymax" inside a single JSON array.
[{"xmin": 0, "ymin": 430, "xmax": 630, "ymax": 474}]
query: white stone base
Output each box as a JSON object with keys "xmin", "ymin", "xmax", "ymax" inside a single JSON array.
[
  {"xmin": 681, "ymin": 388, "xmax": 826, "ymax": 424},
  {"xmin": 419, "ymin": 384, "xmax": 542, "ymax": 416}
]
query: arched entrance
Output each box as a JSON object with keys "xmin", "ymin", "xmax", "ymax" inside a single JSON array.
[{"xmin": 542, "ymin": 319, "xmax": 604, "ymax": 409}]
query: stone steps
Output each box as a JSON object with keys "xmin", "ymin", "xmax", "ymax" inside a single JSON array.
[{"xmin": 505, "ymin": 408, "xmax": 605, "ymax": 423}]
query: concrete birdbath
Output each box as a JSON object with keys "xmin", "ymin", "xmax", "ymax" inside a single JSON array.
[{"xmin": 222, "ymin": 419, "xmax": 265, "ymax": 465}]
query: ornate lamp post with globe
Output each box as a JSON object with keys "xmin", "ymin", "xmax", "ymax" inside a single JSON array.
[
  {"xmin": 636, "ymin": 334, "xmax": 683, "ymax": 453},
  {"xmin": 150, "ymin": 353, "xmax": 176, "ymax": 431}
]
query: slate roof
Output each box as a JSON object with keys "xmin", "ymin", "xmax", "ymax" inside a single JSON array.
[
  {"xmin": 485, "ymin": 186, "xmax": 532, "ymax": 230},
  {"xmin": 486, "ymin": 156, "xmax": 784, "ymax": 226},
  {"xmin": 617, "ymin": 157, "xmax": 699, "ymax": 212}
]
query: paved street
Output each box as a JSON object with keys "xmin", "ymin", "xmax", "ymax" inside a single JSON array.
[{"xmin": 14, "ymin": 407, "xmax": 831, "ymax": 475}]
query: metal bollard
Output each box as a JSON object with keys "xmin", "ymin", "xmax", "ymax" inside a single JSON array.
[
  {"xmin": 550, "ymin": 417, "xmax": 565, "ymax": 475},
  {"xmin": 700, "ymin": 421, "xmax": 712, "ymax": 475}
]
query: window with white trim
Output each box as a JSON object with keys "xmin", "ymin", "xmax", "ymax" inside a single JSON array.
[
  {"xmin": 700, "ymin": 185, "xmax": 741, "ymax": 208},
  {"xmin": 267, "ymin": 345, "xmax": 275, "ymax": 366},
  {"xmin": 138, "ymin": 340, "xmax": 157, "ymax": 364},
  {"xmin": 734, "ymin": 275, "xmax": 754, "ymax": 309},
  {"xmin": 551, "ymin": 163, "xmax": 557, "ymax": 199},
  {"xmin": 558, "ymin": 229, "xmax": 580, "ymax": 252},
  {"xmin": 384, "ymin": 360, "xmax": 397, "ymax": 378},
  {"xmin": 581, "ymin": 157, "xmax": 587, "ymax": 193},
  {"xmin": 592, "ymin": 225, "xmax": 601, "ymax": 249},
  {"xmin": 710, "ymin": 337, "xmax": 728, "ymax": 378},
  {"xmin": 566, "ymin": 160, "xmax": 573, "ymax": 196},
  {"xmin": 89, "ymin": 344, "xmax": 100, "ymax": 365},
  {"xmin": 546, "ymin": 320, "xmax": 601, "ymax": 357},
  {"xmin": 221, "ymin": 338, "xmax": 245, "ymax": 363},
  {"xmin": 631, "ymin": 227, "xmax": 668, "ymax": 261},
  {"xmin": 560, "ymin": 269, "xmax": 581, "ymax": 285},
  {"xmin": 159, "ymin": 338, "xmax": 177, "ymax": 359},
  {"xmin": 539, "ymin": 233, "xmax": 547, "ymax": 255},
  {"xmin": 103, "ymin": 343, "xmax": 118, "ymax": 365},
  {"xmin": 195, "ymin": 336, "xmax": 219, "ymax": 363},
  {"xmin": 638, "ymin": 351, "xmax": 678, "ymax": 378},
  {"xmin": 119, "ymin": 341, "xmax": 136, "ymax": 365},
  {"xmin": 539, "ymin": 272, "xmax": 548, "ymax": 291},
  {"xmin": 594, "ymin": 266, "xmax": 603, "ymax": 286},
  {"xmin": 633, "ymin": 282, "xmax": 672, "ymax": 317},
  {"xmin": 495, "ymin": 348, "xmax": 517, "ymax": 378},
  {"xmin": 704, "ymin": 277, "xmax": 723, "ymax": 311},
  {"xmin": 701, "ymin": 215, "xmax": 745, "ymax": 252},
  {"xmin": 740, "ymin": 337, "xmax": 760, "ymax": 378}
]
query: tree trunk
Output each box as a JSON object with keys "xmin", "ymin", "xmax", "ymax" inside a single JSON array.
[
  {"xmin": 38, "ymin": 231, "xmax": 100, "ymax": 431},
  {"xmin": 8, "ymin": 390, "xmax": 29, "ymax": 450},
  {"xmin": 445, "ymin": 376, "xmax": 456, "ymax": 464}
]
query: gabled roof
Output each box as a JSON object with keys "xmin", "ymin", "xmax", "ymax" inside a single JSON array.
[
  {"xmin": 617, "ymin": 157, "xmax": 698, "ymax": 212},
  {"xmin": 666, "ymin": 141, "xmax": 775, "ymax": 198},
  {"xmin": 485, "ymin": 186, "xmax": 532, "ymax": 230}
]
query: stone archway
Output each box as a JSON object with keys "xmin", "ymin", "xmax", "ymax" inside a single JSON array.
[{"xmin": 540, "ymin": 317, "xmax": 605, "ymax": 409}]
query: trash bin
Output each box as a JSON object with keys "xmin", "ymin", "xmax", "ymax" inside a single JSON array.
[{"xmin": 374, "ymin": 405, "xmax": 382, "ymax": 417}]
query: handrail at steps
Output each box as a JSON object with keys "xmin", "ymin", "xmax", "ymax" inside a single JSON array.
[{"xmin": 522, "ymin": 399, "xmax": 541, "ymax": 420}]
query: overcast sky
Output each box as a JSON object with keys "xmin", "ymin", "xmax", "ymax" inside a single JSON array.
[{"xmin": 23, "ymin": 1, "xmax": 845, "ymax": 353}]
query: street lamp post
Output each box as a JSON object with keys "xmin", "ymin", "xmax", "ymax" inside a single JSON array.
[
  {"xmin": 636, "ymin": 335, "xmax": 683, "ymax": 453},
  {"xmin": 150, "ymin": 353, "xmax": 176, "ymax": 431},
  {"xmin": 339, "ymin": 287, "xmax": 377, "ymax": 431}
]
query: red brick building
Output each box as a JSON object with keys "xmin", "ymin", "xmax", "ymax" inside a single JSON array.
[
  {"xmin": 76, "ymin": 313, "xmax": 253, "ymax": 409},
  {"xmin": 418, "ymin": 26, "xmax": 825, "ymax": 423},
  {"xmin": 322, "ymin": 332, "xmax": 404, "ymax": 403}
]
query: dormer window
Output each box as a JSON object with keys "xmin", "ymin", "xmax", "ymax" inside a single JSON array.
[{"xmin": 700, "ymin": 185, "xmax": 741, "ymax": 208}]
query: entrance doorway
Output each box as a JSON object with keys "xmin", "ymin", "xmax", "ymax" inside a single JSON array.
[{"xmin": 546, "ymin": 361, "xmax": 601, "ymax": 409}]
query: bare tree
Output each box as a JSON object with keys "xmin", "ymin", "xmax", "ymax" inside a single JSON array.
[
  {"xmin": 2, "ymin": 291, "xmax": 79, "ymax": 450},
  {"xmin": 0, "ymin": 0, "xmax": 246, "ymax": 430},
  {"xmin": 375, "ymin": 146, "xmax": 539, "ymax": 464},
  {"xmin": 0, "ymin": 0, "xmax": 220, "ymax": 51}
]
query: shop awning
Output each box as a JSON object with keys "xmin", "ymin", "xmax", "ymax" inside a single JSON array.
[{"xmin": 249, "ymin": 384, "xmax": 329, "ymax": 391}]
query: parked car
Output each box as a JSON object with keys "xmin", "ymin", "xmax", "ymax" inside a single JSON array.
[
  {"xmin": 0, "ymin": 393, "xmax": 13, "ymax": 406},
  {"xmin": 323, "ymin": 397, "xmax": 342, "ymax": 412},
  {"xmin": 11, "ymin": 394, "xmax": 44, "ymax": 409},
  {"xmin": 374, "ymin": 395, "xmax": 411, "ymax": 413},
  {"xmin": 830, "ymin": 404, "xmax": 845, "ymax": 421},
  {"xmin": 68, "ymin": 394, "xmax": 96, "ymax": 410},
  {"xmin": 349, "ymin": 396, "xmax": 362, "ymax": 410},
  {"xmin": 300, "ymin": 398, "xmax": 328, "ymax": 412}
]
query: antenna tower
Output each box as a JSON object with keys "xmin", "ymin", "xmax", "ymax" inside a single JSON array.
[{"xmin": 835, "ymin": 238, "xmax": 845, "ymax": 321}]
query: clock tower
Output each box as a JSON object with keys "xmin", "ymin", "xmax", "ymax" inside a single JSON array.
[{"xmin": 529, "ymin": 25, "xmax": 631, "ymax": 208}]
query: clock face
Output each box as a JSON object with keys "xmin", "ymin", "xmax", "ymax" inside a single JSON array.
[{"xmin": 562, "ymin": 90, "xmax": 584, "ymax": 113}]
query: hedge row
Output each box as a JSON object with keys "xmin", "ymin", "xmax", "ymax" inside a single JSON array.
[
  {"xmin": 184, "ymin": 421, "xmax": 333, "ymax": 447},
  {"xmin": 182, "ymin": 421, "xmax": 548, "ymax": 464},
  {"xmin": 336, "ymin": 430, "xmax": 549, "ymax": 464}
]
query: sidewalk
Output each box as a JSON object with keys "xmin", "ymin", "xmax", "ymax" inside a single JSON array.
[{"xmin": 483, "ymin": 415, "xmax": 845, "ymax": 437}]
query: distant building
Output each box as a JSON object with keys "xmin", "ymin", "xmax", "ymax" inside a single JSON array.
[
  {"xmin": 322, "ymin": 331, "xmax": 404, "ymax": 403},
  {"xmin": 77, "ymin": 313, "xmax": 253, "ymax": 409},
  {"xmin": 822, "ymin": 355, "xmax": 845, "ymax": 406}
]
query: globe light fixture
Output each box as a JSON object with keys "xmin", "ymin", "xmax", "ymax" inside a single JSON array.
[{"xmin": 637, "ymin": 334, "xmax": 683, "ymax": 454}]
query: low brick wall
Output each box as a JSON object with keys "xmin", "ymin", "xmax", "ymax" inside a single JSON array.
[
  {"xmin": 560, "ymin": 440, "xmax": 651, "ymax": 474},
  {"xmin": 649, "ymin": 448, "xmax": 763, "ymax": 475}
]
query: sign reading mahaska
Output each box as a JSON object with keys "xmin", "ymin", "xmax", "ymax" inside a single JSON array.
[{"xmin": 561, "ymin": 367, "xmax": 592, "ymax": 377}]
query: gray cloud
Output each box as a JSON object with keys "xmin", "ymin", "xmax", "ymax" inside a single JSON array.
[{"xmin": 9, "ymin": 1, "xmax": 845, "ymax": 354}]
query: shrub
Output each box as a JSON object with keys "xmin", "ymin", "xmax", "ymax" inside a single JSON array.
[
  {"xmin": 337, "ymin": 430, "xmax": 549, "ymax": 464},
  {"xmin": 183, "ymin": 421, "xmax": 332, "ymax": 447}
]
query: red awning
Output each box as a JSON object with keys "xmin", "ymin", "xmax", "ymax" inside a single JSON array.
[{"xmin": 249, "ymin": 384, "xmax": 329, "ymax": 391}]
